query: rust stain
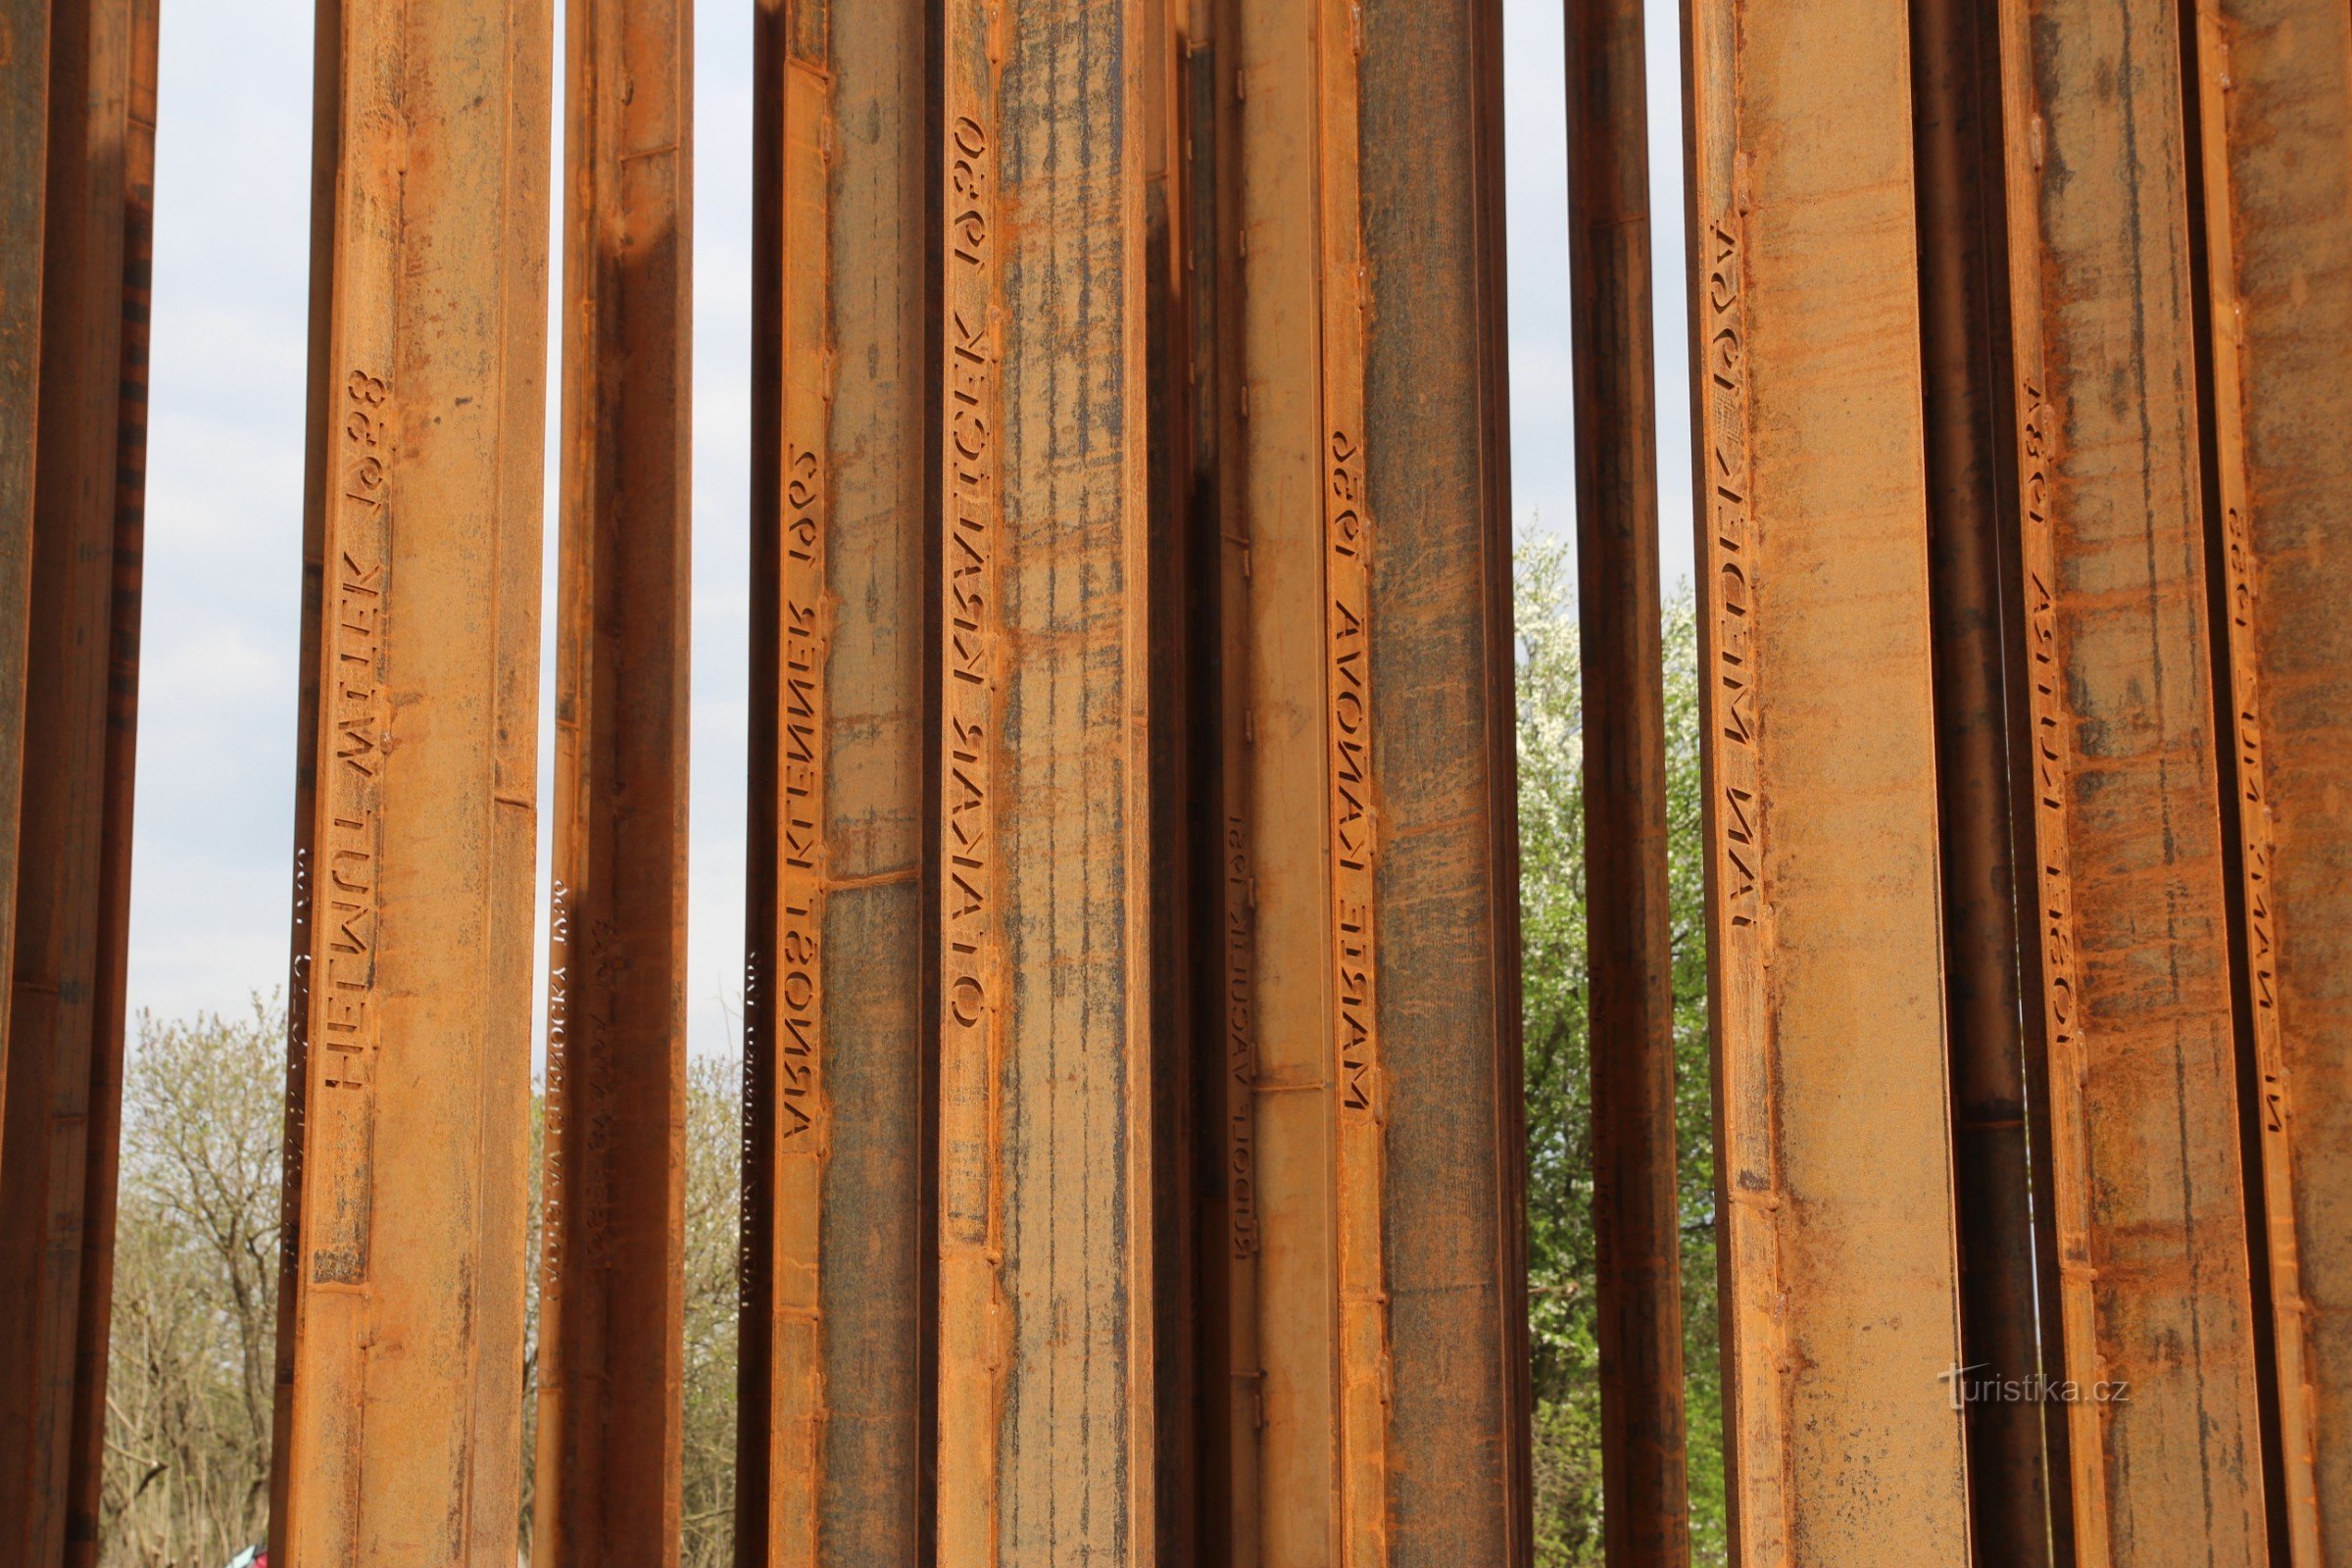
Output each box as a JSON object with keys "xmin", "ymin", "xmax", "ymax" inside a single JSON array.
[
  {"xmin": 272, "ymin": 0, "xmax": 553, "ymax": 1558},
  {"xmin": 761, "ymin": 39, "xmax": 834, "ymax": 1568},
  {"xmin": 533, "ymin": 0, "xmax": 692, "ymax": 1553},
  {"xmin": 0, "ymin": 0, "xmax": 158, "ymax": 1556},
  {"xmin": 2189, "ymin": 0, "xmax": 2352, "ymax": 1554},
  {"xmin": 933, "ymin": 0, "xmax": 1006, "ymax": 1554},
  {"xmin": 1682, "ymin": 0, "xmax": 1974, "ymax": 1555},
  {"xmin": 1994, "ymin": 0, "xmax": 2271, "ymax": 1553},
  {"xmin": 1314, "ymin": 0, "xmax": 1387, "ymax": 1559}
]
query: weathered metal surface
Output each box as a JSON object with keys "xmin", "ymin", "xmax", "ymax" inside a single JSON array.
[
  {"xmin": 737, "ymin": 0, "xmax": 933, "ymax": 1557},
  {"xmin": 1140, "ymin": 4, "xmax": 1200, "ymax": 1559},
  {"xmin": 1224, "ymin": 0, "xmax": 1380, "ymax": 1554},
  {"xmin": 933, "ymin": 0, "xmax": 1158, "ymax": 1561},
  {"xmin": 1355, "ymin": 0, "xmax": 1530, "ymax": 1562},
  {"xmin": 1682, "ymin": 0, "xmax": 1974, "ymax": 1553},
  {"xmin": 0, "ymin": 0, "xmax": 152, "ymax": 1557},
  {"xmin": 1192, "ymin": 0, "xmax": 1260, "ymax": 1555},
  {"xmin": 1564, "ymin": 0, "xmax": 1690, "ymax": 1555},
  {"xmin": 62, "ymin": 3, "xmax": 155, "ymax": 1556},
  {"xmin": 533, "ymin": 0, "xmax": 692, "ymax": 1553},
  {"xmin": 1993, "ymin": 0, "xmax": 2273, "ymax": 1555},
  {"xmin": 270, "ymin": 0, "xmax": 552, "ymax": 1558},
  {"xmin": 1908, "ymin": 0, "xmax": 2068, "ymax": 1554},
  {"xmin": 2190, "ymin": 0, "xmax": 2352, "ymax": 1554},
  {"xmin": 0, "ymin": 0, "xmax": 43, "ymax": 1113}
]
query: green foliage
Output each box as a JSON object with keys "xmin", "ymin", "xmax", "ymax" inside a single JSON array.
[{"xmin": 1517, "ymin": 537, "xmax": 1724, "ymax": 1564}]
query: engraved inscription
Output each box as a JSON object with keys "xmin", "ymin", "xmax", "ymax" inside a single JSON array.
[
  {"xmin": 1327, "ymin": 428, "xmax": 1378, "ymax": 1119},
  {"xmin": 776, "ymin": 442, "xmax": 826, "ymax": 1150},
  {"xmin": 1699, "ymin": 216, "xmax": 1767, "ymax": 1093},
  {"xmin": 1224, "ymin": 819, "xmax": 1257, "ymax": 1257},
  {"xmin": 310, "ymin": 367, "xmax": 392, "ymax": 1286},
  {"xmin": 939, "ymin": 106, "xmax": 1001, "ymax": 1252}
]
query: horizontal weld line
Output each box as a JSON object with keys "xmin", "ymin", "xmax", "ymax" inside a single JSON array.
[
  {"xmin": 827, "ymin": 866, "xmax": 917, "ymax": 892},
  {"xmin": 1252, "ymin": 1075, "xmax": 1327, "ymax": 1095}
]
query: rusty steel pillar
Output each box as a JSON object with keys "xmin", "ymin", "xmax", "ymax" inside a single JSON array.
[
  {"xmin": 268, "ymin": 0, "xmax": 552, "ymax": 1558},
  {"xmin": 2189, "ymin": 0, "xmax": 2352, "ymax": 1554},
  {"xmin": 932, "ymin": 0, "xmax": 1159, "ymax": 1555},
  {"xmin": 0, "ymin": 0, "xmax": 156, "ymax": 1559},
  {"xmin": 0, "ymin": 0, "xmax": 41, "ymax": 1076},
  {"xmin": 1355, "ymin": 0, "xmax": 1531, "ymax": 1561},
  {"xmin": 532, "ymin": 0, "xmax": 693, "ymax": 1555},
  {"xmin": 1992, "ymin": 0, "xmax": 2273, "ymax": 1555},
  {"xmin": 736, "ymin": 0, "xmax": 933, "ymax": 1557},
  {"xmin": 1563, "ymin": 0, "xmax": 1690, "ymax": 1556},
  {"xmin": 1907, "ymin": 0, "xmax": 2068, "ymax": 1555},
  {"xmin": 1681, "ymin": 0, "xmax": 1974, "ymax": 1553},
  {"xmin": 1218, "ymin": 0, "xmax": 1386, "ymax": 1555}
]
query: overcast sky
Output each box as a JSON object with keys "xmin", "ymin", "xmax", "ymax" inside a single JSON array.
[{"xmin": 127, "ymin": 0, "xmax": 1694, "ymax": 1058}]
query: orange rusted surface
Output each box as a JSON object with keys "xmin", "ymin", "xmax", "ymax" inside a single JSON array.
[
  {"xmin": 0, "ymin": 0, "xmax": 41, "ymax": 1107},
  {"xmin": 1192, "ymin": 0, "xmax": 1262, "ymax": 1554},
  {"xmin": 739, "ymin": 0, "xmax": 932, "ymax": 1560},
  {"xmin": 1994, "ymin": 0, "xmax": 2271, "ymax": 1556},
  {"xmin": 931, "ymin": 0, "xmax": 1006, "ymax": 1552},
  {"xmin": 64, "ymin": 1, "xmax": 156, "ymax": 1555},
  {"xmin": 533, "ymin": 0, "xmax": 691, "ymax": 1554},
  {"xmin": 0, "ymin": 0, "xmax": 154, "ymax": 1557},
  {"xmin": 1565, "ymin": 0, "xmax": 1690, "ymax": 1554},
  {"xmin": 1910, "ymin": 0, "xmax": 2069, "ymax": 1551},
  {"xmin": 742, "ymin": 0, "xmax": 832, "ymax": 1560},
  {"xmin": 963, "ymin": 0, "xmax": 1160, "ymax": 1555},
  {"xmin": 1682, "ymin": 0, "xmax": 1973, "ymax": 1554},
  {"xmin": 270, "ymin": 0, "xmax": 551, "ymax": 1559},
  {"xmin": 2191, "ymin": 0, "xmax": 2352, "ymax": 1555},
  {"xmin": 1225, "ymin": 0, "xmax": 1378, "ymax": 1554},
  {"xmin": 1354, "ymin": 0, "xmax": 1530, "ymax": 1562}
]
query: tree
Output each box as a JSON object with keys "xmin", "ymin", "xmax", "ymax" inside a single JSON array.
[
  {"xmin": 1516, "ymin": 535, "xmax": 1723, "ymax": 1564},
  {"xmin": 101, "ymin": 1001, "xmax": 283, "ymax": 1566}
]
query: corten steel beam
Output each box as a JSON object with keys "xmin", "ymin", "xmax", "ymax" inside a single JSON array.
[
  {"xmin": 1681, "ymin": 0, "xmax": 1973, "ymax": 1551},
  {"xmin": 1908, "ymin": 0, "xmax": 2067, "ymax": 1554},
  {"xmin": 1563, "ymin": 0, "xmax": 1690, "ymax": 1556},
  {"xmin": 1220, "ymin": 0, "xmax": 1388, "ymax": 1557},
  {"xmin": 0, "ymin": 0, "xmax": 156, "ymax": 1558},
  {"xmin": 268, "ymin": 0, "xmax": 551, "ymax": 1558},
  {"xmin": 2190, "ymin": 0, "xmax": 2352, "ymax": 1554},
  {"xmin": 533, "ymin": 0, "xmax": 691, "ymax": 1555},
  {"xmin": 1140, "ymin": 3, "xmax": 1200, "ymax": 1558},
  {"xmin": 1992, "ymin": 0, "xmax": 2272, "ymax": 1556},
  {"xmin": 1192, "ymin": 0, "xmax": 1260, "ymax": 1556},
  {"xmin": 64, "ymin": 7, "xmax": 155, "ymax": 1559},
  {"xmin": 931, "ymin": 0, "xmax": 1157, "ymax": 1560},
  {"xmin": 0, "ymin": 0, "xmax": 42, "ymax": 1103},
  {"xmin": 1355, "ymin": 0, "xmax": 1531, "ymax": 1561},
  {"xmin": 736, "ymin": 0, "xmax": 931, "ymax": 1559}
]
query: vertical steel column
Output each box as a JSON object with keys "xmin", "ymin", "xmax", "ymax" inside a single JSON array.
[
  {"xmin": 269, "ymin": 0, "xmax": 552, "ymax": 1558},
  {"xmin": 1140, "ymin": 2, "xmax": 1202, "ymax": 1556},
  {"xmin": 0, "ymin": 0, "xmax": 41, "ymax": 1099},
  {"xmin": 737, "ymin": 0, "xmax": 933, "ymax": 1556},
  {"xmin": 1194, "ymin": 0, "xmax": 1260, "ymax": 1553},
  {"xmin": 1681, "ymin": 0, "xmax": 1974, "ymax": 1553},
  {"xmin": 2189, "ymin": 0, "xmax": 2352, "ymax": 1554},
  {"xmin": 1355, "ymin": 0, "xmax": 1531, "ymax": 1562},
  {"xmin": 1564, "ymin": 0, "xmax": 1690, "ymax": 1557},
  {"xmin": 1992, "ymin": 0, "xmax": 2272, "ymax": 1555},
  {"xmin": 931, "ymin": 0, "xmax": 1157, "ymax": 1560},
  {"xmin": 64, "ymin": 4, "xmax": 155, "ymax": 1556},
  {"xmin": 1908, "ymin": 0, "xmax": 2067, "ymax": 1554},
  {"xmin": 0, "ymin": 0, "xmax": 156, "ymax": 1558},
  {"xmin": 533, "ymin": 0, "xmax": 692, "ymax": 1554},
  {"xmin": 1224, "ymin": 0, "xmax": 1383, "ymax": 1555}
]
